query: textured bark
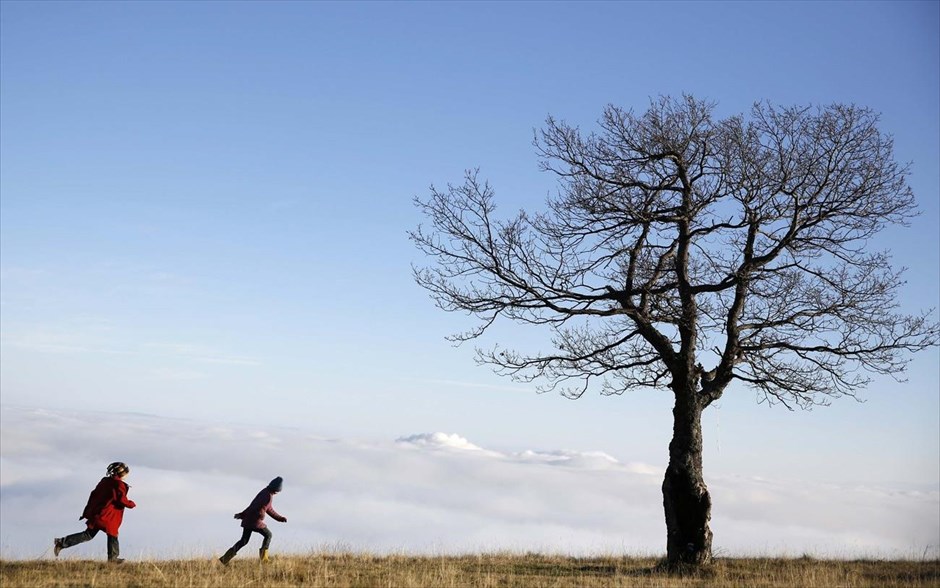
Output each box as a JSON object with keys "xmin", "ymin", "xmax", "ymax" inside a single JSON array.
[{"xmin": 662, "ymin": 389, "xmax": 712, "ymax": 566}]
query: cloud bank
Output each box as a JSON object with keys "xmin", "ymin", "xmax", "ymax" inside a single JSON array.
[{"xmin": 0, "ymin": 406, "xmax": 936, "ymax": 561}]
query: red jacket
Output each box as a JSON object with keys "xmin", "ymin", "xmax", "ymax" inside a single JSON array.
[
  {"xmin": 235, "ymin": 488, "xmax": 285, "ymax": 530},
  {"xmin": 82, "ymin": 476, "xmax": 136, "ymax": 536}
]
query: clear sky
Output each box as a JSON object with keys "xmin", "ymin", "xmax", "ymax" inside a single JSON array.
[{"xmin": 1, "ymin": 0, "xmax": 938, "ymax": 559}]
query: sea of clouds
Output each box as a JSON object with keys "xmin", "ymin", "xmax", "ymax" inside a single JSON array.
[{"xmin": 1, "ymin": 406, "xmax": 936, "ymax": 561}]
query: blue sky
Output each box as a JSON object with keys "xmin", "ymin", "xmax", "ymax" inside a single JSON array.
[{"xmin": 1, "ymin": 0, "xmax": 938, "ymax": 557}]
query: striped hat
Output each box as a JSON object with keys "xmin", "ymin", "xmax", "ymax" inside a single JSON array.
[{"xmin": 107, "ymin": 462, "xmax": 130, "ymax": 477}]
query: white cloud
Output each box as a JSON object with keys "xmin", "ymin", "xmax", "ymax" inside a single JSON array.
[
  {"xmin": 396, "ymin": 432, "xmax": 491, "ymax": 453},
  {"xmin": 0, "ymin": 406, "xmax": 936, "ymax": 561},
  {"xmin": 513, "ymin": 449, "xmax": 623, "ymax": 470}
]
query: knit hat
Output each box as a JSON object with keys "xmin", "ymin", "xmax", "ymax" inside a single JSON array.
[
  {"xmin": 267, "ymin": 476, "xmax": 283, "ymax": 492},
  {"xmin": 107, "ymin": 462, "xmax": 130, "ymax": 477}
]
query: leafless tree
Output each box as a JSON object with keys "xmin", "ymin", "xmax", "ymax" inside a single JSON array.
[{"xmin": 410, "ymin": 96, "xmax": 939, "ymax": 567}]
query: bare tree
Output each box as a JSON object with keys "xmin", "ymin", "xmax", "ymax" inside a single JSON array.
[{"xmin": 410, "ymin": 96, "xmax": 939, "ymax": 567}]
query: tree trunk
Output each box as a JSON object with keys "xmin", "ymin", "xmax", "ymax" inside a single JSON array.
[{"xmin": 662, "ymin": 388, "xmax": 713, "ymax": 566}]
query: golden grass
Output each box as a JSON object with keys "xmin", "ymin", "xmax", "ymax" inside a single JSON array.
[{"xmin": 2, "ymin": 553, "xmax": 938, "ymax": 587}]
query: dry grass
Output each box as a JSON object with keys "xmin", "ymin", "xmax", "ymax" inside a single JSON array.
[{"xmin": 2, "ymin": 553, "xmax": 938, "ymax": 587}]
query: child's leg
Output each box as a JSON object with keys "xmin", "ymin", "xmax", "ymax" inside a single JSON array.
[
  {"xmin": 255, "ymin": 528, "xmax": 273, "ymax": 561},
  {"xmin": 106, "ymin": 535, "xmax": 120, "ymax": 561},
  {"xmin": 257, "ymin": 528, "xmax": 273, "ymax": 551},
  {"xmin": 58, "ymin": 528, "xmax": 99, "ymax": 550},
  {"xmin": 220, "ymin": 529, "xmax": 252, "ymax": 565},
  {"xmin": 231, "ymin": 528, "xmax": 253, "ymax": 553}
]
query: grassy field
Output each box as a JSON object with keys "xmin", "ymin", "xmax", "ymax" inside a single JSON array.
[{"xmin": 2, "ymin": 553, "xmax": 938, "ymax": 587}]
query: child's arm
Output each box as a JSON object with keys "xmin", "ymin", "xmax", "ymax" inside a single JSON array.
[
  {"xmin": 266, "ymin": 505, "xmax": 287, "ymax": 523},
  {"xmin": 115, "ymin": 483, "xmax": 136, "ymax": 509}
]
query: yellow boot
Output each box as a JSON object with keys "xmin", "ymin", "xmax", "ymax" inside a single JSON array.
[{"xmin": 259, "ymin": 548, "xmax": 269, "ymax": 563}]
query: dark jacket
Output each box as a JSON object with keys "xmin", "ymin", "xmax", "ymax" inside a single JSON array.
[
  {"xmin": 82, "ymin": 476, "xmax": 136, "ymax": 536},
  {"xmin": 235, "ymin": 488, "xmax": 285, "ymax": 530}
]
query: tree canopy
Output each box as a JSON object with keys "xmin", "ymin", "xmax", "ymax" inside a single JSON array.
[{"xmin": 412, "ymin": 96, "xmax": 938, "ymax": 410}]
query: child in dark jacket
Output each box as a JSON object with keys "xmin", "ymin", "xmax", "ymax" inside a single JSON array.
[
  {"xmin": 219, "ymin": 476, "xmax": 287, "ymax": 564},
  {"xmin": 54, "ymin": 462, "xmax": 137, "ymax": 563}
]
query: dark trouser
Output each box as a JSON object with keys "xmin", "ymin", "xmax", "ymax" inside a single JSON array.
[
  {"xmin": 60, "ymin": 528, "xmax": 120, "ymax": 560},
  {"xmin": 231, "ymin": 527, "xmax": 272, "ymax": 552}
]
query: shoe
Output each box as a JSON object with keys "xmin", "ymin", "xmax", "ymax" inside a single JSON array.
[
  {"xmin": 259, "ymin": 548, "xmax": 269, "ymax": 562},
  {"xmin": 219, "ymin": 548, "xmax": 237, "ymax": 565},
  {"xmin": 109, "ymin": 558, "xmax": 125, "ymax": 564},
  {"xmin": 53, "ymin": 538, "xmax": 63, "ymax": 557}
]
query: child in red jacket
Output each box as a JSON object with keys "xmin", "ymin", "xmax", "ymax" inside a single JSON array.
[
  {"xmin": 219, "ymin": 476, "xmax": 287, "ymax": 564},
  {"xmin": 54, "ymin": 462, "xmax": 136, "ymax": 563}
]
